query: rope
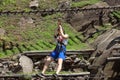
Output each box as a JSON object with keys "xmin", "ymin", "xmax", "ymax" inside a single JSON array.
[{"xmin": 0, "ymin": 5, "xmax": 120, "ymax": 15}]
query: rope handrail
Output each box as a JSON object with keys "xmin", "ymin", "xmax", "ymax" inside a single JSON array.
[{"xmin": 0, "ymin": 5, "xmax": 120, "ymax": 15}]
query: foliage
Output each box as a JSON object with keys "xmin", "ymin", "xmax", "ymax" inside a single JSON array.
[
  {"xmin": 0, "ymin": 0, "xmax": 119, "ymax": 58},
  {"xmin": 71, "ymin": 0, "xmax": 101, "ymax": 7},
  {"xmin": 0, "ymin": 12, "xmax": 91, "ymax": 58},
  {"xmin": 112, "ymin": 11, "xmax": 120, "ymax": 19},
  {"xmin": 0, "ymin": 0, "xmax": 30, "ymax": 11},
  {"xmin": 38, "ymin": 0, "xmax": 58, "ymax": 9}
]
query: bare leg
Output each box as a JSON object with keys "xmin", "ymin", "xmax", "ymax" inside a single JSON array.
[
  {"xmin": 56, "ymin": 58, "xmax": 63, "ymax": 74},
  {"xmin": 42, "ymin": 57, "xmax": 53, "ymax": 74}
]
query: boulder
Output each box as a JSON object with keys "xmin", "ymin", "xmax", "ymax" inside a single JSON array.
[
  {"xmin": 19, "ymin": 55, "xmax": 33, "ymax": 74},
  {"xmin": 103, "ymin": 0, "xmax": 120, "ymax": 6},
  {"xmin": 18, "ymin": 17, "xmax": 35, "ymax": 29},
  {"xmin": 58, "ymin": 0, "xmax": 71, "ymax": 9},
  {"xmin": 65, "ymin": 1, "xmax": 109, "ymax": 32},
  {"xmin": 92, "ymin": 29, "xmax": 120, "ymax": 53},
  {"xmin": 89, "ymin": 29, "xmax": 120, "ymax": 80},
  {"xmin": 29, "ymin": 0, "xmax": 39, "ymax": 9}
]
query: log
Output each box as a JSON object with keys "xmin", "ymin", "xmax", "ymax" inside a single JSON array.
[
  {"xmin": 23, "ymin": 49, "xmax": 94, "ymax": 57},
  {"xmin": 107, "ymin": 57, "xmax": 120, "ymax": 61},
  {"xmin": 34, "ymin": 72, "xmax": 90, "ymax": 77},
  {"xmin": 0, "ymin": 73, "xmax": 90, "ymax": 80},
  {"xmin": 0, "ymin": 74, "xmax": 24, "ymax": 78},
  {"xmin": 46, "ymin": 72, "xmax": 90, "ymax": 77}
]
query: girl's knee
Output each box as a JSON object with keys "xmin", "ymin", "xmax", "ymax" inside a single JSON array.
[{"xmin": 58, "ymin": 58, "xmax": 63, "ymax": 65}]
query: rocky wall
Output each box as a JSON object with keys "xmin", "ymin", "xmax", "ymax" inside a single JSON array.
[{"xmin": 104, "ymin": 0, "xmax": 120, "ymax": 6}]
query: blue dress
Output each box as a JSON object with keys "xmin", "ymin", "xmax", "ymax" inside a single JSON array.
[{"xmin": 50, "ymin": 36, "xmax": 68, "ymax": 60}]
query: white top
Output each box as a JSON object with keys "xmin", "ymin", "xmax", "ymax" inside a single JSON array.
[{"xmin": 56, "ymin": 35, "xmax": 68, "ymax": 45}]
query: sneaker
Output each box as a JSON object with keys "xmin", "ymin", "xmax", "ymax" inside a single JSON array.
[
  {"xmin": 36, "ymin": 73, "xmax": 45, "ymax": 78},
  {"xmin": 53, "ymin": 73, "xmax": 58, "ymax": 79}
]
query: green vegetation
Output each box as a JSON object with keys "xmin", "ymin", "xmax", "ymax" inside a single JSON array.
[
  {"xmin": 0, "ymin": 0, "xmax": 30, "ymax": 11},
  {"xmin": 0, "ymin": 0, "xmax": 119, "ymax": 58},
  {"xmin": 112, "ymin": 11, "xmax": 120, "ymax": 19},
  {"xmin": 38, "ymin": 0, "xmax": 58, "ymax": 9},
  {"xmin": 0, "ymin": 0, "xmax": 58, "ymax": 11},
  {"xmin": 71, "ymin": 0, "xmax": 101, "ymax": 7},
  {"xmin": 0, "ymin": 12, "xmax": 90, "ymax": 58},
  {"xmin": 0, "ymin": 15, "xmax": 114, "ymax": 58},
  {"xmin": 0, "ymin": 0, "xmax": 101, "ymax": 11}
]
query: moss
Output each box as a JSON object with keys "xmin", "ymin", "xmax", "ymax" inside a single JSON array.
[
  {"xmin": 0, "ymin": 0, "xmax": 119, "ymax": 58},
  {"xmin": 71, "ymin": 0, "xmax": 100, "ymax": 7}
]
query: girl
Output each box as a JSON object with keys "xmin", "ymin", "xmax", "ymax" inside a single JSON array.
[{"xmin": 37, "ymin": 19, "xmax": 69, "ymax": 78}]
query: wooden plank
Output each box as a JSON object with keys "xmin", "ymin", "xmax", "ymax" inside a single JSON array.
[
  {"xmin": 0, "ymin": 72, "xmax": 90, "ymax": 79},
  {"xmin": 112, "ymin": 53, "xmax": 120, "ymax": 57},
  {"xmin": 46, "ymin": 72, "xmax": 90, "ymax": 77},
  {"xmin": 34, "ymin": 72, "xmax": 90, "ymax": 77},
  {"xmin": 107, "ymin": 57, "xmax": 120, "ymax": 61},
  {"xmin": 23, "ymin": 49, "xmax": 94, "ymax": 56},
  {"xmin": 0, "ymin": 74, "xmax": 24, "ymax": 78}
]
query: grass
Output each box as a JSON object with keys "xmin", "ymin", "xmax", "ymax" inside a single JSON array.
[
  {"xmin": 71, "ymin": 0, "xmax": 101, "ymax": 7},
  {"xmin": 0, "ymin": 0, "xmax": 119, "ymax": 58},
  {"xmin": 0, "ymin": 15, "xmax": 89, "ymax": 58},
  {"xmin": 112, "ymin": 11, "xmax": 120, "ymax": 19},
  {"xmin": 0, "ymin": 0, "xmax": 58, "ymax": 11},
  {"xmin": 0, "ymin": 0, "xmax": 101, "ymax": 11},
  {"xmin": 0, "ymin": 50, "xmax": 14, "ymax": 58},
  {"xmin": 38, "ymin": 0, "xmax": 58, "ymax": 9},
  {"xmin": 0, "ymin": 0, "xmax": 31, "ymax": 11}
]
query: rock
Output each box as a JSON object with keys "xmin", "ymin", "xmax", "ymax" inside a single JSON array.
[
  {"xmin": 0, "ymin": 28, "xmax": 5, "ymax": 39},
  {"xmin": 27, "ymin": 17, "xmax": 34, "ymax": 24},
  {"xmin": 1, "ymin": 70, "xmax": 6, "ymax": 75},
  {"xmin": 11, "ymin": 65, "xmax": 22, "ymax": 73},
  {"xmin": 79, "ymin": 60, "xmax": 89, "ymax": 68},
  {"xmin": 58, "ymin": 1, "xmax": 71, "ymax": 9},
  {"xmin": 69, "ymin": 54, "xmax": 77, "ymax": 59},
  {"xmin": 76, "ymin": 77, "xmax": 85, "ymax": 80},
  {"xmin": 29, "ymin": 0, "xmax": 39, "ymax": 9},
  {"xmin": 0, "ymin": 63, "xmax": 3, "ymax": 67},
  {"xmin": 73, "ymin": 68, "xmax": 83, "ymax": 72},
  {"xmin": 18, "ymin": 17, "xmax": 35, "ymax": 29},
  {"xmin": 18, "ymin": 17, "xmax": 34, "ymax": 26},
  {"xmin": 72, "ymin": 0, "xmax": 81, "ymax": 2},
  {"xmin": 104, "ymin": 0, "xmax": 120, "ymax": 6},
  {"xmin": 65, "ymin": 1, "xmax": 109, "ymax": 34},
  {"xmin": 48, "ymin": 61, "xmax": 57, "ymax": 71},
  {"xmin": 74, "ymin": 58, "xmax": 81, "ymax": 64},
  {"xmin": 19, "ymin": 55, "xmax": 33, "ymax": 74},
  {"xmin": 92, "ymin": 29, "xmax": 120, "ymax": 53},
  {"xmin": 89, "ymin": 29, "xmax": 120, "ymax": 80}
]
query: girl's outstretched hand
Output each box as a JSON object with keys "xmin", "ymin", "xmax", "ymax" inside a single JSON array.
[{"xmin": 58, "ymin": 18, "xmax": 61, "ymax": 26}]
